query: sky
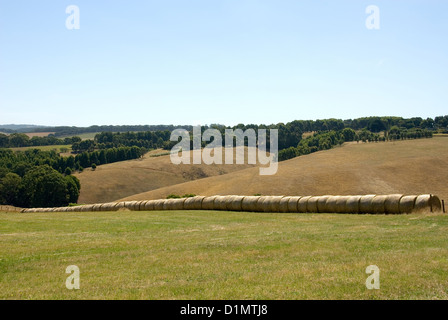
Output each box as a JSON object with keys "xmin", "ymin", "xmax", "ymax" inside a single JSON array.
[{"xmin": 0, "ymin": 0, "xmax": 447, "ymax": 127}]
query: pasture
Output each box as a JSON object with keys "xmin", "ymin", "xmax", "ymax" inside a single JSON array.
[{"xmin": 1, "ymin": 210, "xmax": 447, "ymax": 300}]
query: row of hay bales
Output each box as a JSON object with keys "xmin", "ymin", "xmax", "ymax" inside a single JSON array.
[{"xmin": 21, "ymin": 194, "xmax": 442, "ymax": 214}]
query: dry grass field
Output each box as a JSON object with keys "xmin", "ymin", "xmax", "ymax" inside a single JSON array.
[
  {"xmin": 75, "ymin": 148, "xmax": 260, "ymax": 204},
  {"xmin": 119, "ymin": 137, "xmax": 448, "ymax": 204}
]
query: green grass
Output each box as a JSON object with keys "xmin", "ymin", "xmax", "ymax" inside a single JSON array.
[{"xmin": 1, "ymin": 211, "xmax": 447, "ymax": 300}]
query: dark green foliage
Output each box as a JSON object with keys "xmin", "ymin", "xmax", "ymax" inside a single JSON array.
[{"xmin": 21, "ymin": 165, "xmax": 71, "ymax": 208}]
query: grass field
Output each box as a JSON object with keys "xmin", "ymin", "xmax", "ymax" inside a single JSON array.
[
  {"xmin": 9, "ymin": 144, "xmax": 72, "ymax": 154},
  {"xmin": 1, "ymin": 210, "xmax": 447, "ymax": 300}
]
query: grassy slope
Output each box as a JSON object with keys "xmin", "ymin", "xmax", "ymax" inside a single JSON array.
[
  {"xmin": 119, "ymin": 137, "xmax": 448, "ymax": 203},
  {"xmin": 74, "ymin": 148, "xmax": 259, "ymax": 204},
  {"xmin": 1, "ymin": 210, "xmax": 447, "ymax": 299}
]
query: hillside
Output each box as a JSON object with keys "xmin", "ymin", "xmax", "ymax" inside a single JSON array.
[
  {"xmin": 118, "ymin": 137, "xmax": 448, "ymax": 203},
  {"xmin": 74, "ymin": 148, "xmax": 261, "ymax": 204}
]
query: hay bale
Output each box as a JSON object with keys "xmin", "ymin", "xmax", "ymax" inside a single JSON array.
[
  {"xmin": 279, "ymin": 196, "xmax": 291, "ymax": 213},
  {"xmin": 227, "ymin": 196, "xmax": 245, "ymax": 211},
  {"xmin": 143, "ymin": 200, "xmax": 155, "ymax": 211},
  {"xmin": 256, "ymin": 196, "xmax": 270, "ymax": 212},
  {"xmin": 92, "ymin": 204, "xmax": 102, "ymax": 212},
  {"xmin": 297, "ymin": 196, "xmax": 311, "ymax": 213},
  {"xmin": 335, "ymin": 196, "xmax": 351, "ymax": 213},
  {"xmin": 306, "ymin": 196, "xmax": 319, "ymax": 213},
  {"xmin": 241, "ymin": 196, "xmax": 261, "ymax": 212},
  {"xmin": 399, "ymin": 195, "xmax": 417, "ymax": 213},
  {"xmin": 184, "ymin": 196, "xmax": 205, "ymax": 210},
  {"xmin": 202, "ymin": 196, "xmax": 218, "ymax": 210},
  {"xmin": 414, "ymin": 194, "xmax": 442, "ymax": 213},
  {"xmin": 324, "ymin": 196, "xmax": 341, "ymax": 213},
  {"xmin": 71, "ymin": 206, "xmax": 82, "ymax": 212},
  {"xmin": 163, "ymin": 198, "xmax": 186, "ymax": 210},
  {"xmin": 287, "ymin": 197, "xmax": 302, "ymax": 212},
  {"xmin": 214, "ymin": 196, "xmax": 229, "ymax": 211},
  {"xmin": 114, "ymin": 202, "xmax": 125, "ymax": 211},
  {"xmin": 345, "ymin": 196, "xmax": 361, "ymax": 213},
  {"xmin": 80, "ymin": 205, "xmax": 94, "ymax": 212},
  {"xmin": 359, "ymin": 195, "xmax": 376, "ymax": 214},
  {"xmin": 384, "ymin": 194, "xmax": 403, "ymax": 214},
  {"xmin": 134, "ymin": 201, "xmax": 145, "ymax": 211},
  {"xmin": 153, "ymin": 199, "xmax": 166, "ymax": 210},
  {"xmin": 263, "ymin": 196, "xmax": 284, "ymax": 212},
  {"xmin": 371, "ymin": 195, "xmax": 388, "ymax": 214},
  {"xmin": 101, "ymin": 203, "xmax": 117, "ymax": 211},
  {"xmin": 317, "ymin": 196, "xmax": 331, "ymax": 213}
]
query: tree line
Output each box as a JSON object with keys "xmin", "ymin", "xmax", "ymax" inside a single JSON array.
[
  {"xmin": 0, "ymin": 146, "xmax": 146, "ymax": 208},
  {"xmin": 0, "ymin": 133, "xmax": 81, "ymax": 148}
]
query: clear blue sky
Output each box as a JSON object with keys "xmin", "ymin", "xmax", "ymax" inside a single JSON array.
[{"xmin": 1, "ymin": 1, "xmax": 447, "ymax": 127}]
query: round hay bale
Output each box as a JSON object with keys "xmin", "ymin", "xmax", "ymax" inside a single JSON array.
[
  {"xmin": 399, "ymin": 195, "xmax": 417, "ymax": 213},
  {"xmin": 371, "ymin": 195, "xmax": 388, "ymax": 214},
  {"xmin": 256, "ymin": 196, "xmax": 278, "ymax": 212},
  {"xmin": 317, "ymin": 196, "xmax": 331, "ymax": 213},
  {"xmin": 306, "ymin": 196, "xmax": 319, "ymax": 213},
  {"xmin": 122, "ymin": 201, "xmax": 134, "ymax": 210},
  {"xmin": 143, "ymin": 200, "xmax": 155, "ymax": 211},
  {"xmin": 287, "ymin": 196, "xmax": 302, "ymax": 213},
  {"xmin": 256, "ymin": 196, "xmax": 270, "ymax": 212},
  {"xmin": 115, "ymin": 202, "xmax": 125, "ymax": 210},
  {"xmin": 131, "ymin": 201, "xmax": 141, "ymax": 211},
  {"xmin": 162, "ymin": 199, "xmax": 175, "ymax": 210},
  {"xmin": 92, "ymin": 204, "xmax": 102, "ymax": 212},
  {"xmin": 345, "ymin": 196, "xmax": 361, "ymax": 213},
  {"xmin": 214, "ymin": 196, "xmax": 229, "ymax": 211},
  {"xmin": 384, "ymin": 194, "xmax": 403, "ymax": 214},
  {"xmin": 297, "ymin": 196, "xmax": 311, "ymax": 213},
  {"xmin": 134, "ymin": 200, "xmax": 145, "ymax": 211},
  {"xmin": 81, "ymin": 205, "xmax": 94, "ymax": 212},
  {"xmin": 101, "ymin": 203, "xmax": 116, "ymax": 211},
  {"xmin": 279, "ymin": 196, "xmax": 291, "ymax": 213},
  {"xmin": 184, "ymin": 196, "xmax": 205, "ymax": 210},
  {"xmin": 241, "ymin": 196, "xmax": 261, "ymax": 212},
  {"xmin": 335, "ymin": 196, "xmax": 351, "ymax": 213},
  {"xmin": 130, "ymin": 201, "xmax": 141, "ymax": 211},
  {"xmin": 71, "ymin": 206, "xmax": 82, "ymax": 212},
  {"xmin": 324, "ymin": 196, "xmax": 341, "ymax": 213},
  {"xmin": 264, "ymin": 196, "xmax": 284, "ymax": 212},
  {"xmin": 227, "ymin": 196, "xmax": 245, "ymax": 211},
  {"xmin": 202, "ymin": 196, "xmax": 218, "ymax": 210},
  {"xmin": 153, "ymin": 199, "xmax": 166, "ymax": 211},
  {"xmin": 414, "ymin": 194, "xmax": 442, "ymax": 213},
  {"xmin": 359, "ymin": 195, "xmax": 376, "ymax": 214},
  {"xmin": 163, "ymin": 198, "xmax": 186, "ymax": 211}
]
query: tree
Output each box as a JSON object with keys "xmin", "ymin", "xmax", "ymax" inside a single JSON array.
[
  {"xmin": 341, "ymin": 128, "xmax": 356, "ymax": 142},
  {"xmin": 21, "ymin": 165, "xmax": 70, "ymax": 208},
  {"xmin": 0, "ymin": 173, "xmax": 22, "ymax": 205},
  {"xmin": 65, "ymin": 175, "xmax": 80, "ymax": 204}
]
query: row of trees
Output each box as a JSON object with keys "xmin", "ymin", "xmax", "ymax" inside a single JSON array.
[{"xmin": 0, "ymin": 133, "xmax": 81, "ymax": 148}]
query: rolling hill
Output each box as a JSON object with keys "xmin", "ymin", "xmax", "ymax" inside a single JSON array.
[
  {"xmin": 117, "ymin": 137, "xmax": 448, "ymax": 204},
  {"xmin": 74, "ymin": 148, "xmax": 261, "ymax": 204}
]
